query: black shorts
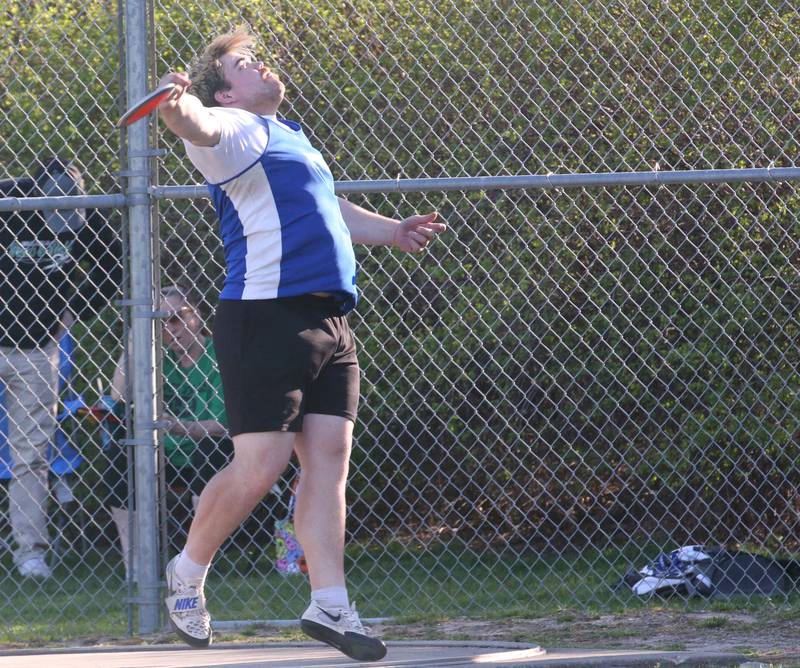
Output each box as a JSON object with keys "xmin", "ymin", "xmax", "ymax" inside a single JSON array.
[{"xmin": 213, "ymin": 295, "xmax": 360, "ymax": 436}]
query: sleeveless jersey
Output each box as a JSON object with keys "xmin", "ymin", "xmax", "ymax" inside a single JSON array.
[{"xmin": 184, "ymin": 110, "xmax": 357, "ymax": 312}]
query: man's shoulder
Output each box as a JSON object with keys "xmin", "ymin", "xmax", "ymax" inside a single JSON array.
[
  {"xmin": 183, "ymin": 106, "xmax": 262, "ymax": 148},
  {"xmin": 183, "ymin": 105, "xmax": 269, "ymax": 183},
  {"xmin": 209, "ymin": 105, "xmax": 263, "ymax": 127},
  {"xmin": 210, "ymin": 105, "xmax": 255, "ymax": 118}
]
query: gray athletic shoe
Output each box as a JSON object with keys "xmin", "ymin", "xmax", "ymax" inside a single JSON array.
[
  {"xmin": 18, "ymin": 555, "xmax": 52, "ymax": 579},
  {"xmin": 164, "ymin": 555, "xmax": 212, "ymax": 648},
  {"xmin": 300, "ymin": 601, "xmax": 387, "ymax": 661}
]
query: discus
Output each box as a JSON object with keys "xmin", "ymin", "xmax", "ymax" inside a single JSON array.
[{"xmin": 117, "ymin": 82, "xmax": 176, "ymax": 127}]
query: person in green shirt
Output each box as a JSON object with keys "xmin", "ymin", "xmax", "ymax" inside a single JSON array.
[
  {"xmin": 107, "ymin": 284, "xmax": 230, "ymax": 580},
  {"xmin": 158, "ymin": 286, "xmax": 228, "ymax": 477}
]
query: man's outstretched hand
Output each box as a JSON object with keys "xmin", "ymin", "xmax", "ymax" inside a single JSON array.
[{"xmin": 391, "ymin": 212, "xmax": 447, "ymax": 253}]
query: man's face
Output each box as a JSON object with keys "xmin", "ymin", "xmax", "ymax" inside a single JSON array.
[{"xmin": 217, "ymin": 49, "xmax": 285, "ymax": 113}]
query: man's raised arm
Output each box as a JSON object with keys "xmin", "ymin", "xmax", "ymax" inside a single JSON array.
[{"xmin": 157, "ymin": 72, "xmax": 222, "ymax": 147}]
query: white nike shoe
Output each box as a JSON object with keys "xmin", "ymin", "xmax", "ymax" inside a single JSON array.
[
  {"xmin": 164, "ymin": 555, "xmax": 212, "ymax": 647},
  {"xmin": 300, "ymin": 601, "xmax": 387, "ymax": 661}
]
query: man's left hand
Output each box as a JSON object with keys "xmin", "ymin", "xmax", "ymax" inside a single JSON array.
[{"xmin": 392, "ymin": 212, "xmax": 447, "ymax": 253}]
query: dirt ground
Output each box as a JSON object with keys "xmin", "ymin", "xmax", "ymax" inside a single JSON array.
[
  {"xmin": 4, "ymin": 608, "xmax": 798, "ymax": 664},
  {"xmin": 378, "ymin": 609, "xmax": 800, "ymax": 662},
  {"xmin": 210, "ymin": 609, "xmax": 800, "ymax": 663}
]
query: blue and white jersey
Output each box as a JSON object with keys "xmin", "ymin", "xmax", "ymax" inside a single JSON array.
[{"xmin": 183, "ymin": 107, "xmax": 357, "ymax": 312}]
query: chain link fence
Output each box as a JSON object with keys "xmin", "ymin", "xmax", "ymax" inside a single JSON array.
[{"xmin": 0, "ymin": 0, "xmax": 799, "ymax": 641}]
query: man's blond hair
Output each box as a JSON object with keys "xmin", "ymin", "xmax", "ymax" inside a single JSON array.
[{"xmin": 188, "ymin": 29, "xmax": 256, "ymax": 107}]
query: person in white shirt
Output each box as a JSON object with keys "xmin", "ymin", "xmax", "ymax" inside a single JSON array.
[{"xmin": 156, "ymin": 28, "xmax": 446, "ymax": 662}]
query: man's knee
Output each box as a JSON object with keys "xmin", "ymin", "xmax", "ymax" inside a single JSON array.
[
  {"xmin": 228, "ymin": 432, "xmax": 294, "ymax": 496},
  {"xmin": 227, "ymin": 458, "xmax": 284, "ymax": 497}
]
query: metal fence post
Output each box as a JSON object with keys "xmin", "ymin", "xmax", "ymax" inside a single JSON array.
[{"xmin": 122, "ymin": 0, "xmax": 160, "ymax": 635}]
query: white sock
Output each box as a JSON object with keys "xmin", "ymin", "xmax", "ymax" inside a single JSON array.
[
  {"xmin": 175, "ymin": 549, "xmax": 210, "ymax": 588},
  {"xmin": 311, "ymin": 585, "xmax": 349, "ymax": 611}
]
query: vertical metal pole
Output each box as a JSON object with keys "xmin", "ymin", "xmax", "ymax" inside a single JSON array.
[
  {"xmin": 116, "ymin": 0, "xmax": 136, "ymax": 637},
  {"xmin": 122, "ymin": 0, "xmax": 160, "ymax": 634}
]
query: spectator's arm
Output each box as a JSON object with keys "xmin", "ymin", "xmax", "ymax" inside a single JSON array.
[
  {"xmin": 0, "ymin": 175, "xmax": 33, "ymax": 197},
  {"xmin": 160, "ymin": 414, "xmax": 227, "ymax": 439},
  {"xmin": 69, "ymin": 208, "xmax": 123, "ymax": 321}
]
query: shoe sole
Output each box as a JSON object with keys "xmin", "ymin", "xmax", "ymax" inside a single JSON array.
[
  {"xmin": 300, "ymin": 618, "xmax": 387, "ymax": 662},
  {"xmin": 168, "ymin": 618, "xmax": 212, "ymax": 648}
]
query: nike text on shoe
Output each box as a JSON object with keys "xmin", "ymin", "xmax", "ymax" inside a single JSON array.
[
  {"xmin": 164, "ymin": 555, "xmax": 212, "ymax": 648},
  {"xmin": 300, "ymin": 602, "xmax": 387, "ymax": 662}
]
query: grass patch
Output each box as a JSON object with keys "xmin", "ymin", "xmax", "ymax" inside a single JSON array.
[
  {"xmin": 695, "ymin": 616, "xmax": 729, "ymax": 629},
  {"xmin": 2, "ymin": 539, "xmax": 800, "ymax": 645},
  {"xmin": 555, "ymin": 611, "xmax": 577, "ymax": 623}
]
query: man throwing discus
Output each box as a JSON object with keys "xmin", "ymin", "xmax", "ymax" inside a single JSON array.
[{"xmin": 156, "ymin": 29, "xmax": 446, "ymax": 662}]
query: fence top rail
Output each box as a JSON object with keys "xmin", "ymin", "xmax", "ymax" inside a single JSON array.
[
  {"xmin": 152, "ymin": 167, "xmax": 800, "ymax": 199},
  {"xmin": 1, "ymin": 168, "xmax": 799, "ymax": 211},
  {"xmin": 0, "ymin": 193, "xmax": 127, "ymax": 212}
]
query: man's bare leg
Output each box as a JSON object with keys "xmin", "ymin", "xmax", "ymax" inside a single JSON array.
[
  {"xmin": 293, "ymin": 413, "xmax": 352, "ymax": 591},
  {"xmin": 294, "ymin": 413, "xmax": 386, "ymax": 661},
  {"xmin": 185, "ymin": 431, "xmax": 295, "ymax": 564},
  {"xmin": 165, "ymin": 431, "xmax": 294, "ymax": 647}
]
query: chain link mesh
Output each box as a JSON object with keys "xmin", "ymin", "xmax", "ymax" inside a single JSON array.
[{"xmin": 0, "ymin": 0, "xmax": 799, "ymax": 641}]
